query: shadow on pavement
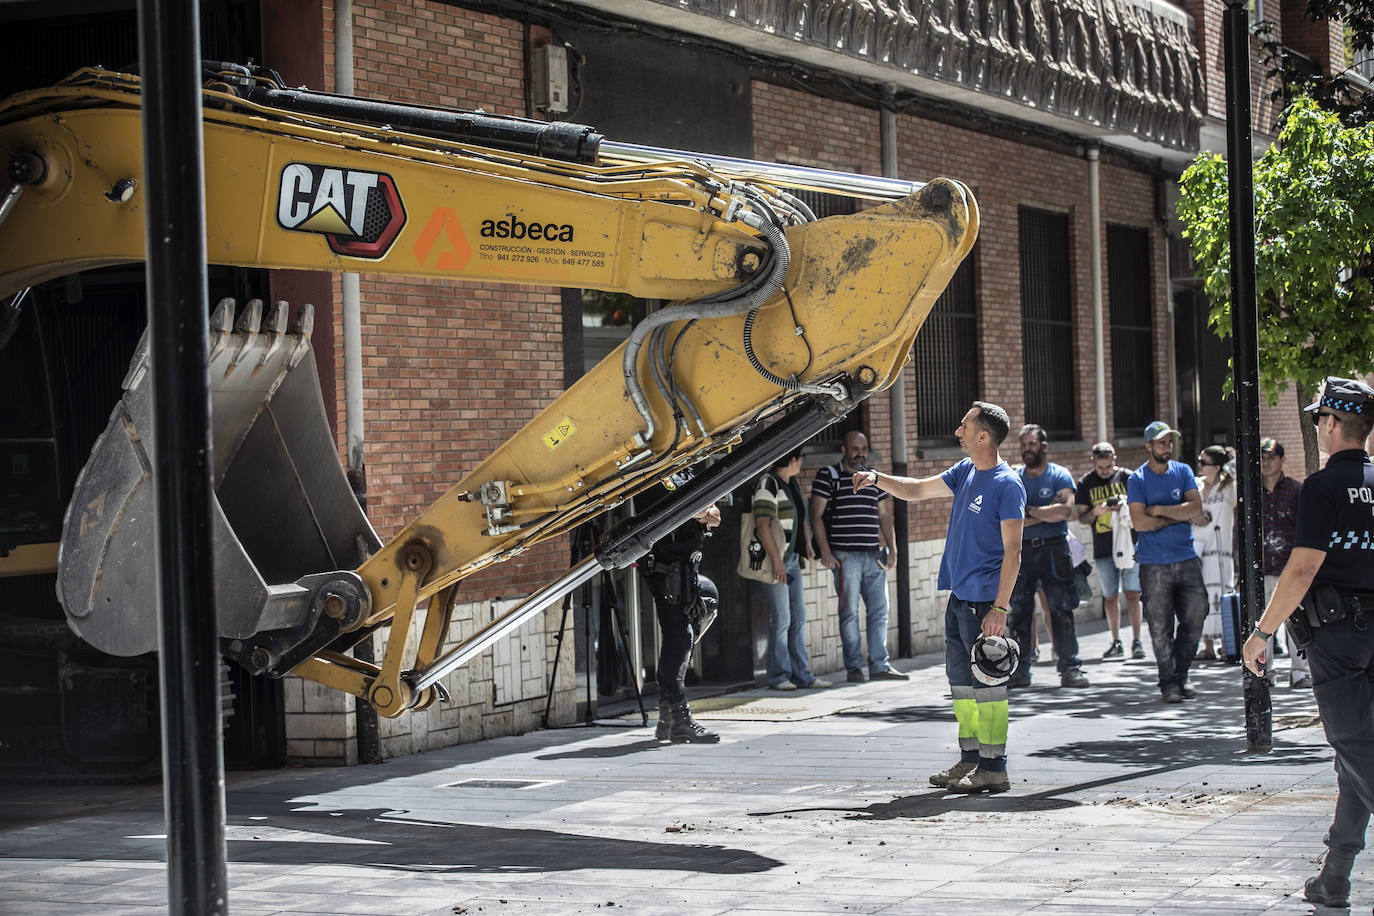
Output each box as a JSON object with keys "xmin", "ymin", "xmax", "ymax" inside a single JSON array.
[
  {"xmin": 75, "ymin": 806, "xmax": 783, "ymax": 874},
  {"xmin": 536, "ymin": 738, "xmax": 664, "ymax": 760}
]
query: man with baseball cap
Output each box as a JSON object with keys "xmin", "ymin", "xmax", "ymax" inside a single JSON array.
[
  {"xmin": 1128, "ymin": 421, "xmax": 1207, "ymax": 703},
  {"xmin": 1243, "ymin": 376, "xmax": 1374, "ymax": 907}
]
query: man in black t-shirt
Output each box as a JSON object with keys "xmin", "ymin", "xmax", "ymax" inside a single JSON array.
[
  {"xmin": 1243, "ymin": 377, "xmax": 1374, "ymax": 908},
  {"xmin": 1075, "ymin": 442, "xmax": 1143, "ymax": 659}
]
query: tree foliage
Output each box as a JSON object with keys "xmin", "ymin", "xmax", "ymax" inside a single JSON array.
[{"xmin": 1176, "ymin": 97, "xmax": 1374, "ymax": 415}]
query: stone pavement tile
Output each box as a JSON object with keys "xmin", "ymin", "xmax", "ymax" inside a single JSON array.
[
  {"xmin": 230, "ymin": 888, "xmax": 458, "ymax": 914},
  {"xmin": 1, "ymin": 905, "xmax": 169, "ymax": 916}
]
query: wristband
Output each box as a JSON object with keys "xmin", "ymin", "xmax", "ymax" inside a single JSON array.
[
  {"xmin": 990, "ymin": 606, "xmax": 1009, "ymax": 615},
  {"xmin": 1251, "ymin": 624, "xmax": 1274, "ymax": 640}
]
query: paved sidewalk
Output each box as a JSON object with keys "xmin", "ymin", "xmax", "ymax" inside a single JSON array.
[{"xmin": 0, "ymin": 624, "xmax": 1363, "ymax": 915}]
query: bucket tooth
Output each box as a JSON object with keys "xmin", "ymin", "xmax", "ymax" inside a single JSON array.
[{"xmin": 58, "ymin": 297, "xmax": 380, "ymax": 662}]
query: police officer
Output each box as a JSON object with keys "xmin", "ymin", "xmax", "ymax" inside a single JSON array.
[
  {"xmin": 644, "ymin": 496, "xmax": 723, "ymax": 744},
  {"xmin": 1243, "ymin": 376, "xmax": 1374, "ymax": 909}
]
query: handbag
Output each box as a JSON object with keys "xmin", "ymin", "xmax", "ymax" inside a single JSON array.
[
  {"xmin": 738, "ymin": 512, "xmax": 786, "ymax": 582},
  {"xmin": 738, "ymin": 474, "xmax": 788, "ymax": 583}
]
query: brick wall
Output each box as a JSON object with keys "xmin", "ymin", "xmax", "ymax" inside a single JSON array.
[
  {"xmin": 752, "ymin": 81, "xmax": 1163, "ymax": 661},
  {"xmin": 1279, "ymin": 0, "xmax": 1346, "ymax": 74},
  {"xmin": 277, "ymin": 0, "xmax": 576, "ymax": 763},
  {"xmin": 1181, "ymin": 0, "xmax": 1285, "ymax": 135}
]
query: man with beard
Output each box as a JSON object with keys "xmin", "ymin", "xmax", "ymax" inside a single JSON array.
[
  {"xmin": 855, "ymin": 401, "xmax": 1024, "ymax": 792},
  {"xmin": 1127, "ymin": 421, "xmax": 1206, "ymax": 703},
  {"xmin": 811, "ymin": 430, "xmax": 906, "ymax": 682},
  {"xmin": 1006, "ymin": 424, "xmax": 1088, "ymax": 688}
]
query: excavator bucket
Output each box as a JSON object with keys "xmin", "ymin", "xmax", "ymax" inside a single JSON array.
[{"xmin": 58, "ymin": 298, "xmax": 379, "ymax": 661}]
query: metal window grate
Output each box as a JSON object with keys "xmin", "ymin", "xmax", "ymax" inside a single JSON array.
[
  {"xmin": 914, "ymin": 252, "xmax": 978, "ymax": 446},
  {"xmin": 1019, "ymin": 207, "xmax": 1076, "ymax": 438},
  {"xmin": 1107, "ymin": 225, "xmax": 1154, "ymax": 434}
]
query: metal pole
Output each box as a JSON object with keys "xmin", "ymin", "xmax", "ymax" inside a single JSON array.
[
  {"xmin": 137, "ymin": 0, "xmax": 228, "ymax": 910},
  {"xmin": 334, "ymin": 0, "xmax": 381, "ymax": 768},
  {"xmin": 1222, "ymin": 0, "xmax": 1271, "ymax": 753},
  {"xmin": 1087, "ymin": 146, "xmax": 1107, "ymax": 444},
  {"xmin": 880, "ymin": 92, "xmax": 912, "ymax": 656}
]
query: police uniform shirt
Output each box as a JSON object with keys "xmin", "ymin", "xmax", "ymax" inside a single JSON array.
[{"xmin": 1294, "ymin": 448, "xmax": 1374, "ymax": 594}]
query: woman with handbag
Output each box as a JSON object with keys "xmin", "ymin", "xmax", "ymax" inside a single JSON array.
[{"xmin": 748, "ymin": 448, "xmax": 830, "ymax": 690}]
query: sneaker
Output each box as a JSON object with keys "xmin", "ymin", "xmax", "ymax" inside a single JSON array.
[
  {"xmin": 803, "ymin": 678, "xmax": 833, "ymax": 689},
  {"xmin": 846, "ymin": 669, "xmax": 867, "ymax": 683},
  {"xmin": 1060, "ymin": 668, "xmax": 1089, "ymax": 688},
  {"xmin": 947, "ymin": 767, "xmax": 1010, "ymax": 794},
  {"xmin": 1291, "ymin": 674, "xmax": 1313, "ymax": 689},
  {"xmin": 1102, "ymin": 639, "xmax": 1124, "ymax": 659},
  {"xmin": 929, "ymin": 760, "xmax": 977, "ymax": 788},
  {"xmin": 768, "ymin": 681, "xmax": 797, "ymax": 691},
  {"xmin": 1008, "ymin": 673, "xmax": 1031, "ymax": 689},
  {"xmin": 1179, "ymin": 683, "xmax": 1197, "ymax": 699},
  {"xmin": 871, "ymin": 666, "xmax": 910, "ymax": 681},
  {"xmin": 1131, "ymin": 639, "xmax": 1146, "ymax": 659},
  {"xmin": 1161, "ymin": 686, "xmax": 1184, "ymax": 704},
  {"xmin": 1030, "ymin": 646, "xmax": 1041, "ymax": 662}
]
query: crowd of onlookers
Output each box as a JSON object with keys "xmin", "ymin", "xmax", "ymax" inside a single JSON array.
[{"xmin": 739, "ymin": 424, "xmax": 1311, "ymax": 696}]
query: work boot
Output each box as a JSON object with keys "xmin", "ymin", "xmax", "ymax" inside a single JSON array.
[
  {"xmin": 669, "ymin": 703, "xmax": 720, "ymax": 744},
  {"xmin": 929, "ymin": 760, "xmax": 977, "ymax": 788},
  {"xmin": 1060, "ymin": 668, "xmax": 1089, "ymax": 688},
  {"xmin": 655, "ymin": 702, "xmax": 673, "ymax": 741},
  {"xmin": 1303, "ymin": 854, "xmax": 1354, "ymax": 908},
  {"xmin": 947, "ymin": 767, "xmax": 1010, "ymax": 794}
]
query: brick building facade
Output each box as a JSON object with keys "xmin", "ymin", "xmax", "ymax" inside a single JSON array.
[{"xmin": 0, "ymin": 0, "xmax": 1347, "ymax": 771}]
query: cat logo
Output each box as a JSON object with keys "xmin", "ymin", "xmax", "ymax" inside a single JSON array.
[{"xmin": 277, "ymin": 163, "xmax": 406, "ymax": 259}]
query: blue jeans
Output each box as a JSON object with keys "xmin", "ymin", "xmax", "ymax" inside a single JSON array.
[
  {"xmin": 1138, "ymin": 557, "xmax": 1207, "ymax": 691},
  {"xmin": 833, "ymin": 549, "xmax": 891, "ymax": 673},
  {"xmin": 759, "ymin": 555, "xmax": 816, "ymax": 687},
  {"xmin": 1009, "ymin": 539, "xmax": 1082, "ymax": 679}
]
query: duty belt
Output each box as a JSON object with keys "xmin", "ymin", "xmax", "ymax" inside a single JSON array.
[{"xmin": 1023, "ymin": 535, "xmax": 1066, "ymax": 548}]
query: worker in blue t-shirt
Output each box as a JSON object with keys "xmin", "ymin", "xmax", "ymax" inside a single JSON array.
[
  {"xmin": 857, "ymin": 401, "xmax": 1025, "ymax": 794},
  {"xmin": 1127, "ymin": 421, "xmax": 1206, "ymax": 704},
  {"xmin": 1007, "ymin": 423, "xmax": 1087, "ymax": 689}
]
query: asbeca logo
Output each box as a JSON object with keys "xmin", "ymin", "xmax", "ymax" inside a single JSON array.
[{"xmin": 276, "ymin": 163, "xmax": 406, "ymax": 258}]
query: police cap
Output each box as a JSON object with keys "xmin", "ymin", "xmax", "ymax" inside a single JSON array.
[{"xmin": 1303, "ymin": 376, "xmax": 1374, "ymax": 416}]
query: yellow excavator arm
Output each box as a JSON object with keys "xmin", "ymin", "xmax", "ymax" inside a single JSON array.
[{"xmin": 0, "ymin": 66, "xmax": 977, "ymax": 716}]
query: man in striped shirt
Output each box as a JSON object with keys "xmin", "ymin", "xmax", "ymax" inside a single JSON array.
[{"xmin": 811, "ymin": 431, "xmax": 907, "ymax": 683}]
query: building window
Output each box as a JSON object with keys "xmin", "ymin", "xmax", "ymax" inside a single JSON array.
[
  {"xmin": 1107, "ymin": 224, "xmax": 1154, "ymax": 435},
  {"xmin": 1019, "ymin": 206, "xmax": 1076, "ymax": 439},
  {"xmin": 914, "ymin": 251, "xmax": 978, "ymax": 447}
]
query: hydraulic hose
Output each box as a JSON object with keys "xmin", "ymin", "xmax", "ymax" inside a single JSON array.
[{"xmin": 621, "ymin": 215, "xmax": 790, "ymax": 446}]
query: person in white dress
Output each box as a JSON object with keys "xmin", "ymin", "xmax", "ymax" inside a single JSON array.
[{"xmin": 1192, "ymin": 445, "xmax": 1237, "ymax": 660}]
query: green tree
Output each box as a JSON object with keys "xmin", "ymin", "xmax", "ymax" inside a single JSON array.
[{"xmin": 1175, "ymin": 96, "xmax": 1374, "ymax": 472}]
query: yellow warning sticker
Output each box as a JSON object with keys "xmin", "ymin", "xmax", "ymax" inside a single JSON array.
[{"xmin": 543, "ymin": 417, "xmax": 577, "ymax": 450}]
